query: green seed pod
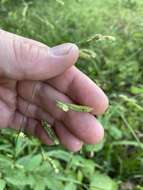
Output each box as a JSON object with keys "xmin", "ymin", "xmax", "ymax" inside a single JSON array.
[
  {"xmin": 56, "ymin": 100, "xmax": 93, "ymax": 113},
  {"xmin": 79, "ymin": 49, "xmax": 96, "ymax": 60},
  {"xmin": 41, "ymin": 120, "xmax": 59, "ymax": 145},
  {"xmin": 78, "ymin": 34, "xmax": 116, "ymax": 45},
  {"xmin": 56, "ymin": 101, "xmax": 69, "ymax": 112}
]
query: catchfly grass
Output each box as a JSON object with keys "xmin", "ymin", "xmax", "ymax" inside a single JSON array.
[{"xmin": 17, "ymin": 34, "xmax": 115, "ymax": 145}]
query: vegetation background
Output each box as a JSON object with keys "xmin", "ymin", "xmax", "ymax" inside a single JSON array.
[{"xmin": 0, "ymin": 0, "xmax": 143, "ymax": 189}]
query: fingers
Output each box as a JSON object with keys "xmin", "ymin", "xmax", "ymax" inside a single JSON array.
[
  {"xmin": 18, "ymin": 97, "xmax": 54, "ymax": 125},
  {"xmin": 18, "ymin": 81, "xmax": 72, "ymax": 120},
  {"xmin": 0, "ymin": 29, "xmax": 79, "ymax": 80},
  {"xmin": 54, "ymin": 121, "xmax": 83, "ymax": 152},
  {"xmin": 15, "ymin": 102, "xmax": 84, "ymax": 152},
  {"xmin": 18, "ymin": 81, "xmax": 104, "ymax": 144},
  {"xmin": 17, "ymin": 98, "xmax": 83, "ymax": 152},
  {"xmin": 0, "ymin": 99, "xmax": 13, "ymax": 128},
  {"xmin": 47, "ymin": 66, "xmax": 109, "ymax": 115},
  {"xmin": 63, "ymin": 111, "xmax": 104, "ymax": 144},
  {"xmin": 10, "ymin": 111, "xmax": 53, "ymax": 145}
]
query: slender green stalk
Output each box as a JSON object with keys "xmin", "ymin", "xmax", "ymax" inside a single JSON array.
[
  {"xmin": 120, "ymin": 114, "xmax": 142, "ymax": 149},
  {"xmin": 79, "ymin": 49, "xmax": 97, "ymax": 59},
  {"xmin": 56, "ymin": 100, "xmax": 93, "ymax": 113},
  {"xmin": 78, "ymin": 34, "xmax": 115, "ymax": 60},
  {"xmin": 41, "ymin": 147, "xmax": 59, "ymax": 174},
  {"xmin": 41, "ymin": 120, "xmax": 59, "ymax": 145},
  {"xmin": 78, "ymin": 34, "xmax": 116, "ymax": 45}
]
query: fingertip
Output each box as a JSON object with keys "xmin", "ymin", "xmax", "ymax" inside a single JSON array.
[
  {"xmin": 69, "ymin": 43, "xmax": 79, "ymax": 57},
  {"xmin": 69, "ymin": 43, "xmax": 79, "ymax": 64},
  {"xmin": 93, "ymin": 94, "xmax": 109, "ymax": 115},
  {"xmin": 53, "ymin": 120, "xmax": 83, "ymax": 152},
  {"xmin": 83, "ymin": 119, "xmax": 104, "ymax": 145},
  {"xmin": 92, "ymin": 121, "xmax": 104, "ymax": 144},
  {"xmin": 82, "ymin": 120, "xmax": 104, "ymax": 145},
  {"xmin": 64, "ymin": 111, "xmax": 105, "ymax": 145},
  {"xmin": 50, "ymin": 43, "xmax": 79, "ymax": 65},
  {"xmin": 51, "ymin": 43, "xmax": 79, "ymax": 55},
  {"xmin": 67, "ymin": 140, "xmax": 83, "ymax": 152}
]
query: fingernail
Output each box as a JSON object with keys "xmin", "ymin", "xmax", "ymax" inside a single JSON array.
[{"xmin": 51, "ymin": 43, "xmax": 78, "ymax": 56}]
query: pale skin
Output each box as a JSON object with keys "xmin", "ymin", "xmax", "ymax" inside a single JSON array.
[{"xmin": 0, "ymin": 29, "xmax": 109, "ymax": 152}]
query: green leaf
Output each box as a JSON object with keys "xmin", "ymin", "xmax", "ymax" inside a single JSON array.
[
  {"xmin": 0, "ymin": 144, "xmax": 11, "ymax": 151},
  {"xmin": 56, "ymin": 0, "xmax": 64, "ymax": 5},
  {"xmin": 5, "ymin": 170, "xmax": 34, "ymax": 187},
  {"xmin": 0, "ymin": 155, "xmax": 13, "ymax": 169},
  {"xmin": 34, "ymin": 180, "xmax": 46, "ymax": 190},
  {"xmin": 77, "ymin": 170, "xmax": 83, "ymax": 182},
  {"xmin": 109, "ymin": 126, "xmax": 123, "ymax": 140},
  {"xmin": 130, "ymin": 86, "xmax": 143, "ymax": 94},
  {"xmin": 0, "ymin": 179, "xmax": 6, "ymax": 190},
  {"xmin": 89, "ymin": 172, "xmax": 118, "ymax": 190},
  {"xmin": 47, "ymin": 150, "xmax": 72, "ymax": 162},
  {"xmin": 64, "ymin": 182, "xmax": 77, "ymax": 190},
  {"xmin": 136, "ymin": 186, "xmax": 143, "ymax": 190},
  {"xmin": 82, "ymin": 159, "xmax": 95, "ymax": 177},
  {"xmin": 15, "ymin": 133, "xmax": 28, "ymax": 157},
  {"xmin": 44, "ymin": 174, "xmax": 64, "ymax": 190},
  {"xmin": 17, "ymin": 154, "xmax": 42, "ymax": 171},
  {"xmin": 84, "ymin": 140, "xmax": 105, "ymax": 152}
]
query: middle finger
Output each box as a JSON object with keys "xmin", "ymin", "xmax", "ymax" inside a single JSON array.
[{"xmin": 18, "ymin": 81, "xmax": 104, "ymax": 144}]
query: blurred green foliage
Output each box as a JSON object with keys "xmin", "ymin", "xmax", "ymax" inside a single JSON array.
[{"xmin": 0, "ymin": 0, "xmax": 143, "ymax": 189}]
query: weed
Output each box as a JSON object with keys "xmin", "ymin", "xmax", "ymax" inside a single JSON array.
[
  {"xmin": 56, "ymin": 100, "xmax": 93, "ymax": 113},
  {"xmin": 0, "ymin": 0, "xmax": 143, "ymax": 189}
]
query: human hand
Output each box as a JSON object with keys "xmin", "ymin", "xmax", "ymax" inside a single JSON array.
[{"xmin": 0, "ymin": 29, "xmax": 108, "ymax": 152}]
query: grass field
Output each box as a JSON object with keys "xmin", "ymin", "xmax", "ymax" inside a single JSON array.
[{"xmin": 0, "ymin": 0, "xmax": 143, "ymax": 189}]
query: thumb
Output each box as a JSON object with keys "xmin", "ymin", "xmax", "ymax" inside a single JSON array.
[{"xmin": 0, "ymin": 29, "xmax": 79, "ymax": 80}]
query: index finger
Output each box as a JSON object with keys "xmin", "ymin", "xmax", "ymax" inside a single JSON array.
[{"xmin": 47, "ymin": 66, "xmax": 109, "ymax": 115}]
